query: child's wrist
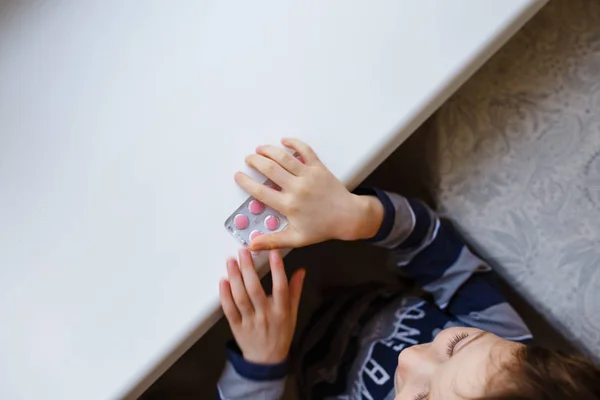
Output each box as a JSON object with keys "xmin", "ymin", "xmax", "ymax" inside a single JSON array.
[
  {"xmin": 342, "ymin": 195, "xmax": 384, "ymax": 241},
  {"xmin": 242, "ymin": 349, "xmax": 288, "ymax": 365}
]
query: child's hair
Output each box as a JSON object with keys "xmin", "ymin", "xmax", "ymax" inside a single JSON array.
[{"xmin": 487, "ymin": 345, "xmax": 600, "ymax": 400}]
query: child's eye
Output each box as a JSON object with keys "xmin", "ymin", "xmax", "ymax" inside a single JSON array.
[{"xmin": 446, "ymin": 332, "xmax": 469, "ymax": 357}]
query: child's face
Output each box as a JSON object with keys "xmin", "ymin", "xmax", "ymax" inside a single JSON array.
[{"xmin": 394, "ymin": 327, "xmax": 522, "ymax": 400}]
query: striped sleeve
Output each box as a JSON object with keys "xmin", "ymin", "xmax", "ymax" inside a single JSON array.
[
  {"xmin": 361, "ymin": 189, "xmax": 532, "ymax": 342},
  {"xmin": 216, "ymin": 341, "xmax": 287, "ymax": 399}
]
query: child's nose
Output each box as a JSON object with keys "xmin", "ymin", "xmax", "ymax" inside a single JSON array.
[
  {"xmin": 398, "ymin": 344, "xmax": 424, "ymax": 372},
  {"xmin": 397, "ymin": 343, "xmax": 432, "ymax": 380}
]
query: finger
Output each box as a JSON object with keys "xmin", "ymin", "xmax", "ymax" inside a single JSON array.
[
  {"xmin": 234, "ymin": 172, "xmax": 284, "ymax": 211},
  {"xmin": 238, "ymin": 249, "xmax": 267, "ymax": 309},
  {"xmin": 281, "ymin": 138, "xmax": 319, "ymax": 164},
  {"xmin": 226, "ymin": 257, "xmax": 254, "ymax": 316},
  {"xmin": 219, "ymin": 279, "xmax": 242, "ymax": 325},
  {"xmin": 249, "ymin": 228, "xmax": 300, "ymax": 251},
  {"xmin": 269, "ymin": 250, "xmax": 289, "ymax": 309},
  {"xmin": 256, "ymin": 145, "xmax": 304, "ymax": 175},
  {"xmin": 288, "ymin": 269, "xmax": 306, "ymax": 321},
  {"xmin": 245, "ymin": 154, "xmax": 293, "ymax": 187}
]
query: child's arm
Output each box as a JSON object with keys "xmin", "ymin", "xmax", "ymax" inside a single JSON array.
[
  {"xmin": 236, "ymin": 139, "xmax": 531, "ymax": 341},
  {"xmin": 216, "ymin": 249, "xmax": 305, "ymax": 399},
  {"xmin": 363, "ymin": 190, "xmax": 532, "ymax": 342}
]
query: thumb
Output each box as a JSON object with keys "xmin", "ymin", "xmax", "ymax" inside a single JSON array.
[
  {"xmin": 249, "ymin": 229, "xmax": 298, "ymax": 251},
  {"xmin": 288, "ymin": 268, "xmax": 306, "ymax": 320}
]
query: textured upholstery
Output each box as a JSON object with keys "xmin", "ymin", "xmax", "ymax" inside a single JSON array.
[{"xmin": 427, "ymin": 0, "xmax": 600, "ymax": 358}]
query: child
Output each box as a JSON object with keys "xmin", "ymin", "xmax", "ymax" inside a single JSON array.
[{"xmin": 216, "ymin": 139, "xmax": 600, "ymax": 399}]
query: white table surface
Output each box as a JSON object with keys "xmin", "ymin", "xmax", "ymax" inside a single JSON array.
[{"xmin": 0, "ymin": 1, "xmax": 547, "ymax": 398}]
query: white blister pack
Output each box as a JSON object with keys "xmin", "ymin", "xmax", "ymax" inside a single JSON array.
[{"xmin": 224, "ymin": 180, "xmax": 288, "ymax": 247}]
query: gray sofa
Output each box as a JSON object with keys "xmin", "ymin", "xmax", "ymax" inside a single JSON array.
[{"xmin": 426, "ymin": 0, "xmax": 600, "ymax": 359}]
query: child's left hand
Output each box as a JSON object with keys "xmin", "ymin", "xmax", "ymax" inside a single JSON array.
[{"xmin": 219, "ymin": 249, "xmax": 305, "ymax": 365}]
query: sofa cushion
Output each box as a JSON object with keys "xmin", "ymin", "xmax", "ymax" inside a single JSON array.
[{"xmin": 428, "ymin": 0, "xmax": 600, "ymax": 358}]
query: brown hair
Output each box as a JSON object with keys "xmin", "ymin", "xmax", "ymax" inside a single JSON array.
[{"xmin": 487, "ymin": 345, "xmax": 600, "ymax": 400}]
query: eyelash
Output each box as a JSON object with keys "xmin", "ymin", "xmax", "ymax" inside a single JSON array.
[
  {"xmin": 413, "ymin": 394, "xmax": 427, "ymax": 400},
  {"xmin": 446, "ymin": 332, "xmax": 470, "ymax": 357}
]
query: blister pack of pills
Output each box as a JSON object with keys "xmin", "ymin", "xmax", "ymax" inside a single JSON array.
[
  {"xmin": 224, "ymin": 180, "xmax": 288, "ymax": 247},
  {"xmin": 225, "ymin": 151, "xmax": 305, "ymax": 247}
]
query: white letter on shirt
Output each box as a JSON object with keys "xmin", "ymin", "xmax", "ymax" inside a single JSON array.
[{"xmin": 363, "ymin": 359, "xmax": 390, "ymax": 385}]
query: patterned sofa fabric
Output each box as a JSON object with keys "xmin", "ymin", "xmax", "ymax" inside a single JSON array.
[{"xmin": 425, "ymin": 0, "xmax": 600, "ymax": 358}]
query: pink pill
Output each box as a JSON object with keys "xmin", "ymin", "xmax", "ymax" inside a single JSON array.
[
  {"xmin": 264, "ymin": 215, "xmax": 280, "ymax": 231},
  {"xmin": 233, "ymin": 214, "xmax": 249, "ymax": 230},
  {"xmin": 249, "ymin": 230, "xmax": 263, "ymax": 241},
  {"xmin": 248, "ymin": 200, "xmax": 264, "ymax": 215}
]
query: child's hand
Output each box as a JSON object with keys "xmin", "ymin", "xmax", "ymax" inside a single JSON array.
[
  {"xmin": 219, "ymin": 249, "xmax": 305, "ymax": 364},
  {"xmin": 234, "ymin": 138, "xmax": 384, "ymax": 251}
]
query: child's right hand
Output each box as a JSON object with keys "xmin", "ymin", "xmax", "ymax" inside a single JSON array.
[
  {"xmin": 220, "ymin": 249, "xmax": 305, "ymax": 365},
  {"xmin": 234, "ymin": 138, "xmax": 384, "ymax": 251}
]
